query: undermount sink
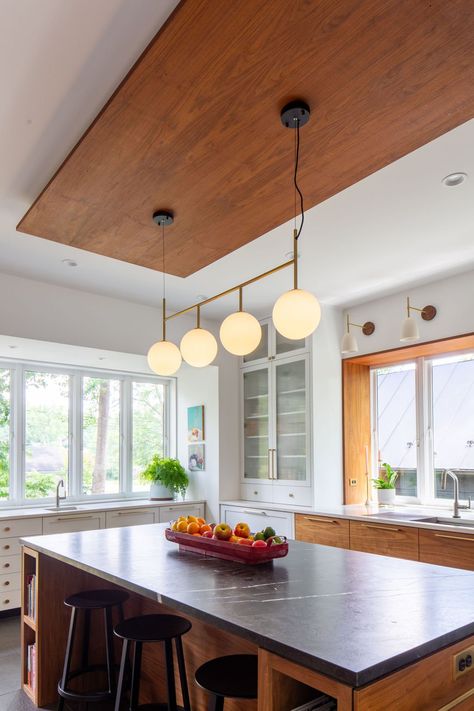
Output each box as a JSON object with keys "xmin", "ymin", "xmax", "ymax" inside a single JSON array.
[
  {"xmin": 417, "ymin": 516, "xmax": 474, "ymax": 528},
  {"xmin": 45, "ymin": 506, "xmax": 78, "ymax": 512}
]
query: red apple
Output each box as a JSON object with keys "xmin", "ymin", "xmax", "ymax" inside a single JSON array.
[
  {"xmin": 233, "ymin": 522, "xmax": 250, "ymax": 539},
  {"xmin": 252, "ymin": 539, "xmax": 267, "ymax": 548},
  {"xmin": 213, "ymin": 523, "xmax": 232, "ymax": 540},
  {"xmin": 237, "ymin": 537, "xmax": 253, "ymax": 546},
  {"xmin": 202, "ymin": 530, "xmax": 213, "ymax": 538}
]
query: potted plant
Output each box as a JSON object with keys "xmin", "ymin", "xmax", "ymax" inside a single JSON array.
[
  {"xmin": 141, "ymin": 456, "xmax": 189, "ymax": 501},
  {"xmin": 372, "ymin": 462, "xmax": 398, "ymax": 505}
]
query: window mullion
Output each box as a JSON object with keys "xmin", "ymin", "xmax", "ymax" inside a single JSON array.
[
  {"xmin": 12, "ymin": 365, "xmax": 26, "ymax": 502},
  {"xmin": 415, "ymin": 357, "xmax": 427, "ymax": 503},
  {"xmin": 70, "ymin": 373, "xmax": 82, "ymax": 498},
  {"xmin": 121, "ymin": 378, "xmax": 132, "ymax": 494}
]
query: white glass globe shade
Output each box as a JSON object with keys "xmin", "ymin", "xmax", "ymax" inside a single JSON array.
[
  {"xmin": 219, "ymin": 311, "xmax": 262, "ymax": 356},
  {"xmin": 400, "ymin": 316, "xmax": 420, "ymax": 342},
  {"xmin": 272, "ymin": 288, "xmax": 321, "ymax": 339},
  {"xmin": 341, "ymin": 331, "xmax": 359, "ymax": 355},
  {"xmin": 147, "ymin": 340, "xmax": 182, "ymax": 376},
  {"xmin": 180, "ymin": 327, "xmax": 218, "ymax": 367}
]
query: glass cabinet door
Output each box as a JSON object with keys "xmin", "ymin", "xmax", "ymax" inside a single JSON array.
[
  {"xmin": 243, "ymin": 322, "xmax": 269, "ymax": 364},
  {"xmin": 243, "ymin": 367, "xmax": 270, "ymax": 479},
  {"xmin": 275, "ymin": 331, "xmax": 306, "ymax": 357},
  {"xmin": 274, "ymin": 357, "xmax": 309, "ymax": 482}
]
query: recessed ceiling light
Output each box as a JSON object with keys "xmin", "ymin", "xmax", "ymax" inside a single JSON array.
[
  {"xmin": 442, "ymin": 172, "xmax": 467, "ymax": 187},
  {"xmin": 285, "ymin": 250, "xmax": 300, "ymax": 259},
  {"xmin": 62, "ymin": 259, "xmax": 78, "ymax": 267},
  {"xmin": 98, "ymin": 356, "xmax": 107, "ymax": 361},
  {"xmin": 8, "ymin": 345, "xmax": 17, "ymax": 349}
]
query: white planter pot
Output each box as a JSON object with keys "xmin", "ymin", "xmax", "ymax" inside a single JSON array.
[
  {"xmin": 377, "ymin": 488, "xmax": 396, "ymax": 505},
  {"xmin": 150, "ymin": 482, "xmax": 173, "ymax": 501}
]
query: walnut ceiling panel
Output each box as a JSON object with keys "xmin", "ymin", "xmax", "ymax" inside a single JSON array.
[{"xmin": 17, "ymin": 0, "xmax": 474, "ymax": 277}]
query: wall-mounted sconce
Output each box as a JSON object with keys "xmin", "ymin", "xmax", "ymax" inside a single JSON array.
[
  {"xmin": 341, "ymin": 314, "xmax": 375, "ymax": 354},
  {"xmin": 400, "ymin": 297, "xmax": 437, "ymax": 342}
]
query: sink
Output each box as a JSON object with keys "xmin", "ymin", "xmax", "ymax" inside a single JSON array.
[
  {"xmin": 367, "ymin": 511, "xmax": 431, "ymax": 521},
  {"xmin": 45, "ymin": 506, "xmax": 78, "ymax": 512},
  {"xmin": 417, "ymin": 516, "xmax": 474, "ymax": 528}
]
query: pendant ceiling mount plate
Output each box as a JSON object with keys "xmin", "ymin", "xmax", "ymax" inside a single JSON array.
[
  {"xmin": 153, "ymin": 211, "xmax": 174, "ymax": 227},
  {"xmin": 280, "ymin": 100, "xmax": 311, "ymax": 128}
]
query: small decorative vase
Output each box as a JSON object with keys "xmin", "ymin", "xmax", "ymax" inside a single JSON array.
[
  {"xmin": 377, "ymin": 488, "xmax": 396, "ymax": 505},
  {"xmin": 150, "ymin": 482, "xmax": 173, "ymax": 501}
]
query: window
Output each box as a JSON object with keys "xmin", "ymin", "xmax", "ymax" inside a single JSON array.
[
  {"xmin": 372, "ymin": 351, "xmax": 474, "ymax": 504},
  {"xmin": 0, "ymin": 360, "xmax": 172, "ymax": 506}
]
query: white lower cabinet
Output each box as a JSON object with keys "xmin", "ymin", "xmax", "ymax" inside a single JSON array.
[
  {"xmin": 106, "ymin": 508, "xmax": 157, "ymax": 528},
  {"xmin": 0, "ymin": 516, "xmax": 42, "ymax": 613},
  {"xmin": 220, "ymin": 505, "xmax": 294, "ymax": 539},
  {"xmin": 42, "ymin": 511, "xmax": 106, "ymax": 534},
  {"xmin": 158, "ymin": 504, "xmax": 205, "ymax": 523}
]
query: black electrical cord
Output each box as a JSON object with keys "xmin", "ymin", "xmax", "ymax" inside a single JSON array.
[{"xmin": 294, "ymin": 119, "xmax": 305, "ymax": 241}]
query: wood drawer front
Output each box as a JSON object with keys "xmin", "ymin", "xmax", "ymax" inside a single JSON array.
[
  {"xmin": 0, "ymin": 570, "xmax": 20, "ymax": 590},
  {"xmin": 0, "ymin": 536, "xmax": 21, "ymax": 557},
  {"xmin": 295, "ymin": 515, "xmax": 350, "ymax": 548},
  {"xmin": 0, "ymin": 517, "xmax": 42, "ymax": 539},
  {"xmin": 419, "ymin": 529, "xmax": 474, "ymax": 570},
  {"xmin": 0, "ymin": 555, "xmax": 20, "ymax": 574},
  {"xmin": 42, "ymin": 512, "xmax": 105, "ymax": 534},
  {"xmin": 106, "ymin": 509, "xmax": 156, "ymax": 528},
  {"xmin": 0, "ymin": 587, "xmax": 20, "ymax": 611},
  {"xmin": 354, "ymin": 633, "xmax": 474, "ymax": 711},
  {"xmin": 350, "ymin": 521, "xmax": 419, "ymax": 560},
  {"xmin": 158, "ymin": 504, "xmax": 204, "ymax": 523}
]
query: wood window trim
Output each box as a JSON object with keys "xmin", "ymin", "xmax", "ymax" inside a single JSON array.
[{"xmin": 342, "ymin": 331, "xmax": 474, "ymax": 504}]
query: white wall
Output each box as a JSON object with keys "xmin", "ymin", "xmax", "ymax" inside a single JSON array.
[{"xmin": 343, "ymin": 268, "xmax": 474, "ymax": 356}]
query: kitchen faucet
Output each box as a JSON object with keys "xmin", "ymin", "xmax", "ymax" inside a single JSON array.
[
  {"xmin": 56, "ymin": 479, "xmax": 67, "ymax": 509},
  {"xmin": 441, "ymin": 469, "xmax": 471, "ymax": 519}
]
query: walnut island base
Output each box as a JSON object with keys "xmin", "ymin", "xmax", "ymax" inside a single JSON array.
[{"xmin": 20, "ymin": 525, "xmax": 474, "ymax": 711}]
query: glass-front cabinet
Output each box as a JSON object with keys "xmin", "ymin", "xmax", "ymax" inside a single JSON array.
[{"xmin": 241, "ymin": 319, "xmax": 312, "ymax": 503}]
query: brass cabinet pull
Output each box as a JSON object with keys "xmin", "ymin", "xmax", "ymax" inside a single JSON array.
[
  {"xmin": 304, "ymin": 516, "xmax": 340, "ymax": 525},
  {"xmin": 4, "ymin": 599, "xmax": 9, "ymax": 605},
  {"xmin": 267, "ymin": 449, "xmax": 272, "ymax": 480},
  {"xmin": 3, "ymin": 544, "xmax": 10, "ymax": 550},
  {"xmin": 243, "ymin": 510, "xmax": 267, "ymax": 516},
  {"xmin": 3, "ymin": 527, "xmax": 10, "ymax": 532},
  {"xmin": 3, "ymin": 563, "xmax": 10, "ymax": 568},
  {"xmin": 117, "ymin": 511, "xmax": 147, "ymax": 516},
  {"xmin": 362, "ymin": 524, "xmax": 403, "ymax": 532},
  {"xmin": 435, "ymin": 533, "xmax": 474, "ymax": 543},
  {"xmin": 3, "ymin": 581, "xmax": 10, "ymax": 586},
  {"xmin": 437, "ymin": 686, "xmax": 474, "ymax": 710},
  {"xmin": 272, "ymin": 449, "xmax": 276, "ymax": 480},
  {"xmin": 54, "ymin": 515, "xmax": 94, "ymax": 522}
]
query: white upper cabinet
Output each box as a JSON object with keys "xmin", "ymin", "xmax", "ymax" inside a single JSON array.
[{"xmin": 242, "ymin": 318, "xmax": 307, "ymax": 365}]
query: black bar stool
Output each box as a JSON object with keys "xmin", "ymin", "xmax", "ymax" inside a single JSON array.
[
  {"xmin": 114, "ymin": 613, "xmax": 192, "ymax": 711},
  {"xmin": 195, "ymin": 654, "xmax": 258, "ymax": 711},
  {"xmin": 57, "ymin": 588, "xmax": 129, "ymax": 710}
]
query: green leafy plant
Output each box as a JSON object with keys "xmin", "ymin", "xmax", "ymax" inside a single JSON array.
[
  {"xmin": 141, "ymin": 456, "xmax": 189, "ymax": 497},
  {"xmin": 372, "ymin": 462, "xmax": 398, "ymax": 489}
]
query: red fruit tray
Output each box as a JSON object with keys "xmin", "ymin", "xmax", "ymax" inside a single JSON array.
[{"xmin": 165, "ymin": 528, "xmax": 289, "ymax": 565}]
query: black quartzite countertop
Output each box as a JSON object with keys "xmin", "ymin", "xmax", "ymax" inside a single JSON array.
[{"xmin": 22, "ymin": 524, "xmax": 474, "ymax": 687}]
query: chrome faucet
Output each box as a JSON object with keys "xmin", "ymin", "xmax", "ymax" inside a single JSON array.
[
  {"xmin": 441, "ymin": 469, "xmax": 471, "ymax": 519},
  {"xmin": 56, "ymin": 479, "xmax": 66, "ymax": 509}
]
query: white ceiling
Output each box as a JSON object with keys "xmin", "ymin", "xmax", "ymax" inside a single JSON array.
[{"xmin": 1, "ymin": 1, "xmax": 474, "ymax": 321}]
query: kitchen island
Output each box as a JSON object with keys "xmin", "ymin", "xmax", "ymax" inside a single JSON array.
[{"xmin": 21, "ymin": 524, "xmax": 474, "ymax": 710}]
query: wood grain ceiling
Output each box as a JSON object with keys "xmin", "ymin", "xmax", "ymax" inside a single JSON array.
[{"xmin": 17, "ymin": 0, "xmax": 474, "ymax": 277}]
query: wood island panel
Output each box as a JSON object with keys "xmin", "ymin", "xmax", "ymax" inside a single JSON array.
[
  {"xmin": 349, "ymin": 520, "xmax": 419, "ymax": 560},
  {"xmin": 419, "ymin": 529, "xmax": 474, "ymax": 571},
  {"xmin": 295, "ymin": 514, "xmax": 350, "ymax": 548}
]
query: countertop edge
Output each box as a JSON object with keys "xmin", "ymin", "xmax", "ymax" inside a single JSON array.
[{"xmin": 0, "ymin": 499, "xmax": 205, "ymax": 520}]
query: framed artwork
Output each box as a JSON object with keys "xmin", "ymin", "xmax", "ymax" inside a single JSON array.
[
  {"xmin": 187, "ymin": 405, "xmax": 204, "ymax": 442},
  {"xmin": 188, "ymin": 443, "xmax": 205, "ymax": 471}
]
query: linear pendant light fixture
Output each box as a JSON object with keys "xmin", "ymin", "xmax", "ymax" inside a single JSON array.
[{"xmin": 146, "ymin": 99, "xmax": 321, "ymax": 376}]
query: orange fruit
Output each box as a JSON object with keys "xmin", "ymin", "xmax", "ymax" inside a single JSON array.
[
  {"xmin": 197, "ymin": 517, "xmax": 206, "ymax": 525},
  {"xmin": 192, "ymin": 532, "xmax": 202, "ymax": 536},
  {"xmin": 187, "ymin": 521, "xmax": 200, "ymax": 534},
  {"xmin": 229, "ymin": 535, "xmax": 241, "ymax": 544},
  {"xmin": 177, "ymin": 520, "xmax": 188, "ymax": 533},
  {"xmin": 187, "ymin": 515, "xmax": 198, "ymax": 523},
  {"xmin": 200, "ymin": 524, "xmax": 212, "ymax": 535}
]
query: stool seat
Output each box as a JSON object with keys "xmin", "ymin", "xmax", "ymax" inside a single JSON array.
[
  {"xmin": 195, "ymin": 654, "xmax": 258, "ymax": 699},
  {"xmin": 65, "ymin": 588, "xmax": 129, "ymax": 609},
  {"xmin": 114, "ymin": 613, "xmax": 192, "ymax": 642}
]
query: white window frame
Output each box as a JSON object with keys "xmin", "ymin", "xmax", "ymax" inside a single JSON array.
[
  {"xmin": 0, "ymin": 357, "xmax": 175, "ymax": 508},
  {"xmin": 371, "ymin": 349, "xmax": 474, "ymax": 507}
]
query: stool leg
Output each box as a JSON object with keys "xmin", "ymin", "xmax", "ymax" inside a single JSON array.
[
  {"xmin": 175, "ymin": 636, "xmax": 191, "ymax": 711},
  {"xmin": 104, "ymin": 606, "xmax": 116, "ymax": 694},
  {"xmin": 209, "ymin": 695, "xmax": 224, "ymax": 711},
  {"xmin": 81, "ymin": 608, "xmax": 91, "ymax": 670},
  {"xmin": 114, "ymin": 638, "xmax": 128, "ymax": 711},
  {"xmin": 164, "ymin": 639, "xmax": 177, "ymax": 711},
  {"xmin": 130, "ymin": 641, "xmax": 143, "ymax": 711},
  {"xmin": 58, "ymin": 606, "xmax": 77, "ymax": 710}
]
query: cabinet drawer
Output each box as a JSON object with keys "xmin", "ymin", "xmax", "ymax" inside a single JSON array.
[
  {"xmin": 295, "ymin": 514, "xmax": 350, "ymax": 548},
  {"xmin": 0, "ymin": 587, "xmax": 20, "ymax": 611},
  {"xmin": 240, "ymin": 483, "xmax": 273, "ymax": 503},
  {"xmin": 158, "ymin": 504, "xmax": 204, "ymax": 523},
  {"xmin": 106, "ymin": 509, "xmax": 156, "ymax": 528},
  {"xmin": 42, "ymin": 512, "xmax": 105, "ymax": 534},
  {"xmin": 350, "ymin": 521, "xmax": 419, "ymax": 560},
  {"xmin": 419, "ymin": 529, "xmax": 474, "ymax": 570},
  {"xmin": 272, "ymin": 486, "xmax": 313, "ymax": 507},
  {"xmin": 0, "ymin": 555, "xmax": 20, "ymax": 574},
  {"xmin": 221, "ymin": 506, "xmax": 293, "ymax": 539},
  {"xmin": 0, "ymin": 537, "xmax": 21, "ymax": 557},
  {"xmin": 0, "ymin": 571, "xmax": 20, "ymax": 590},
  {"xmin": 0, "ymin": 517, "xmax": 42, "ymax": 539}
]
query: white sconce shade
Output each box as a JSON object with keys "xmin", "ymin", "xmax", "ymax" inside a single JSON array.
[
  {"xmin": 180, "ymin": 327, "xmax": 218, "ymax": 367},
  {"xmin": 272, "ymin": 288, "xmax": 321, "ymax": 340},
  {"xmin": 220, "ymin": 311, "xmax": 262, "ymax": 356},
  {"xmin": 341, "ymin": 330, "xmax": 359, "ymax": 355},
  {"xmin": 400, "ymin": 316, "xmax": 420, "ymax": 342},
  {"xmin": 147, "ymin": 340, "xmax": 182, "ymax": 376}
]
